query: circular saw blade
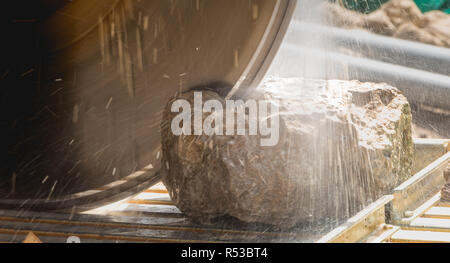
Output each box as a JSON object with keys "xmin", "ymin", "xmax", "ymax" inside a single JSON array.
[{"xmin": 0, "ymin": 0, "xmax": 294, "ymax": 209}]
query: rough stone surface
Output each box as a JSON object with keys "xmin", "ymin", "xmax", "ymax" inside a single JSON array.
[
  {"xmin": 161, "ymin": 78, "xmax": 413, "ymax": 228},
  {"xmin": 322, "ymin": 0, "xmax": 450, "ymax": 48}
]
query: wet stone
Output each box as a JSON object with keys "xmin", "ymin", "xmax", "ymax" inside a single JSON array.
[{"xmin": 161, "ymin": 77, "xmax": 413, "ymax": 228}]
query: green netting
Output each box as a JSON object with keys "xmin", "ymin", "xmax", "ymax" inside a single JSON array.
[
  {"xmin": 329, "ymin": 0, "xmax": 450, "ymax": 14},
  {"xmin": 328, "ymin": 0, "xmax": 390, "ymax": 13},
  {"xmin": 414, "ymin": 0, "xmax": 447, "ymax": 12},
  {"xmin": 440, "ymin": 0, "xmax": 450, "ymax": 10}
]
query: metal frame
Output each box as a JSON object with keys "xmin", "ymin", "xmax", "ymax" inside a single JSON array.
[{"xmin": 318, "ymin": 139, "xmax": 449, "ymax": 243}]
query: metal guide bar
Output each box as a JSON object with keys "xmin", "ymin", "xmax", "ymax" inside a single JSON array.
[
  {"xmin": 316, "ymin": 195, "xmax": 393, "ymax": 243},
  {"xmin": 384, "ymin": 192, "xmax": 450, "ymax": 243},
  {"xmin": 390, "ymin": 152, "xmax": 450, "ymax": 224},
  {"xmin": 319, "ymin": 139, "xmax": 449, "ymax": 243}
]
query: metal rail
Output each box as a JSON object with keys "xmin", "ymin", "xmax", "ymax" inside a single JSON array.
[
  {"xmin": 292, "ymin": 22, "xmax": 450, "ymax": 76},
  {"xmin": 0, "ymin": 139, "xmax": 448, "ymax": 243},
  {"xmin": 317, "ymin": 139, "xmax": 450, "ymax": 243},
  {"xmin": 0, "ymin": 183, "xmax": 323, "ymax": 243}
]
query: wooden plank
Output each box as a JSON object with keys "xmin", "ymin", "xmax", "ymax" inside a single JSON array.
[
  {"xmin": 128, "ymin": 200, "xmax": 174, "ymax": 206},
  {"xmin": 362, "ymin": 224, "xmax": 400, "ymax": 243},
  {"xmin": 424, "ymin": 207, "xmax": 450, "ymax": 219},
  {"xmin": 0, "ymin": 215, "xmax": 307, "ymax": 243},
  {"xmin": 438, "ymin": 202, "xmax": 450, "ymax": 208},
  {"xmin": 148, "ymin": 182, "xmax": 167, "ymax": 191},
  {"xmin": 390, "ymin": 230, "xmax": 450, "ymax": 243},
  {"xmin": 317, "ymin": 195, "xmax": 393, "ymax": 243},
  {"xmin": 144, "ymin": 189, "xmax": 169, "ymax": 194},
  {"xmin": 409, "ymin": 218, "xmax": 450, "ymax": 231},
  {"xmin": 399, "ymin": 193, "xmax": 441, "ymax": 225},
  {"xmin": 132, "ymin": 192, "xmax": 172, "ymax": 202},
  {"xmin": 0, "ymin": 228, "xmax": 213, "ymax": 244},
  {"xmin": 143, "ymin": 182, "xmax": 169, "ymax": 193},
  {"xmin": 23, "ymin": 232, "xmax": 43, "ymax": 243}
]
